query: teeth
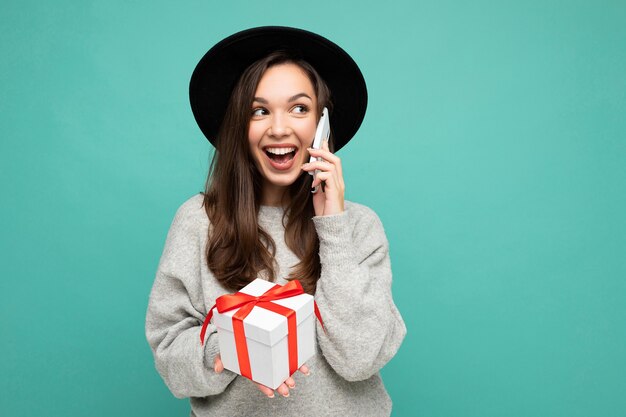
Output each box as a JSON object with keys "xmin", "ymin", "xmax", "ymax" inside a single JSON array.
[{"xmin": 265, "ymin": 147, "xmax": 296, "ymax": 155}]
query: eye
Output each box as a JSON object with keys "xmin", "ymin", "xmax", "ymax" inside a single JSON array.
[
  {"xmin": 292, "ymin": 104, "xmax": 309, "ymax": 114},
  {"xmin": 251, "ymin": 107, "xmax": 268, "ymax": 117}
]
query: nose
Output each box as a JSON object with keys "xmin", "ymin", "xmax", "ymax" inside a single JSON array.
[{"xmin": 268, "ymin": 113, "xmax": 291, "ymax": 138}]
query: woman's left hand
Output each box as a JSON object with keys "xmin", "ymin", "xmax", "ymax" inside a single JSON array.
[{"xmin": 301, "ymin": 140, "xmax": 345, "ymax": 216}]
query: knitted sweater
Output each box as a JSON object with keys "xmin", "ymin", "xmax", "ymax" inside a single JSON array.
[{"xmin": 145, "ymin": 193, "xmax": 406, "ymax": 417}]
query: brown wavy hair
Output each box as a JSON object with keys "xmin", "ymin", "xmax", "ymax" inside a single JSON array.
[{"xmin": 201, "ymin": 51, "xmax": 333, "ymax": 295}]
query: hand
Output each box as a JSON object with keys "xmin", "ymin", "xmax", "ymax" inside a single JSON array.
[
  {"xmin": 213, "ymin": 354, "xmax": 311, "ymax": 398},
  {"xmin": 301, "ymin": 140, "xmax": 345, "ymax": 216}
]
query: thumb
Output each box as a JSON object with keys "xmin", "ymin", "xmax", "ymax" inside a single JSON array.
[{"xmin": 213, "ymin": 354, "xmax": 224, "ymax": 373}]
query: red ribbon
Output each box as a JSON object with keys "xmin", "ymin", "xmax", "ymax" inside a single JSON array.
[{"xmin": 200, "ymin": 280, "xmax": 324, "ymax": 381}]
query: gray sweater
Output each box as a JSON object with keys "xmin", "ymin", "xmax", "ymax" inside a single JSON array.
[{"xmin": 145, "ymin": 194, "xmax": 406, "ymax": 417}]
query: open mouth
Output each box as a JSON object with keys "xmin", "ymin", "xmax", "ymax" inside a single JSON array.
[{"xmin": 264, "ymin": 146, "xmax": 297, "ymax": 165}]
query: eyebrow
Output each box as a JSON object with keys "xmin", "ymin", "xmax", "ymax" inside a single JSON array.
[{"xmin": 253, "ymin": 93, "xmax": 313, "ymax": 104}]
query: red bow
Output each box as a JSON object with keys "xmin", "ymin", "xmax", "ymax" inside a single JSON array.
[{"xmin": 200, "ymin": 280, "xmax": 324, "ymax": 380}]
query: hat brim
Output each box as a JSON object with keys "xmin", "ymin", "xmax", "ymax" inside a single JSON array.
[{"xmin": 189, "ymin": 26, "xmax": 367, "ymax": 152}]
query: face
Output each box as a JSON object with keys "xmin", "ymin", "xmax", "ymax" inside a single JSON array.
[{"xmin": 248, "ymin": 63, "xmax": 318, "ymax": 203}]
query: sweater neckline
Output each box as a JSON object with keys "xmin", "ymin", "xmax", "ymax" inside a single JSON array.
[{"xmin": 258, "ymin": 205, "xmax": 286, "ymax": 222}]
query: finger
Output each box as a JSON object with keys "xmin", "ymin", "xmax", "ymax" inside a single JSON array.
[
  {"xmin": 298, "ymin": 364, "xmax": 311, "ymax": 376},
  {"xmin": 307, "ymin": 163, "xmax": 341, "ymax": 194},
  {"xmin": 285, "ymin": 376, "xmax": 296, "ymax": 389},
  {"xmin": 255, "ymin": 382, "xmax": 275, "ymax": 398},
  {"xmin": 307, "ymin": 147, "xmax": 343, "ymax": 187},
  {"xmin": 311, "ymin": 171, "xmax": 339, "ymax": 189},
  {"xmin": 276, "ymin": 382, "xmax": 290, "ymax": 397},
  {"xmin": 307, "ymin": 147, "xmax": 341, "ymax": 165},
  {"xmin": 304, "ymin": 166, "xmax": 335, "ymax": 188},
  {"xmin": 321, "ymin": 140, "xmax": 344, "ymax": 181},
  {"xmin": 322, "ymin": 141, "xmax": 344, "ymax": 186},
  {"xmin": 213, "ymin": 354, "xmax": 224, "ymax": 374},
  {"xmin": 301, "ymin": 160, "xmax": 335, "ymax": 173}
]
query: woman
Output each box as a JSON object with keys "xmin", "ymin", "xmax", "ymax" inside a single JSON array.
[{"xmin": 146, "ymin": 26, "xmax": 406, "ymax": 417}]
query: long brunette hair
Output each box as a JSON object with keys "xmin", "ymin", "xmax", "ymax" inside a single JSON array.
[{"xmin": 202, "ymin": 51, "xmax": 333, "ymax": 295}]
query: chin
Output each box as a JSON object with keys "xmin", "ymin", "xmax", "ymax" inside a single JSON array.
[{"xmin": 265, "ymin": 171, "xmax": 302, "ymax": 188}]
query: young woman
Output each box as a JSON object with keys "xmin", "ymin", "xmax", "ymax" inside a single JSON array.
[{"xmin": 146, "ymin": 26, "xmax": 406, "ymax": 416}]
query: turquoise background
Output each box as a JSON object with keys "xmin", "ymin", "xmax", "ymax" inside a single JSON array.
[{"xmin": 1, "ymin": 0, "xmax": 625, "ymax": 416}]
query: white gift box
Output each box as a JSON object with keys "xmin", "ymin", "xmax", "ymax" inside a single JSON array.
[{"xmin": 213, "ymin": 279, "xmax": 317, "ymax": 390}]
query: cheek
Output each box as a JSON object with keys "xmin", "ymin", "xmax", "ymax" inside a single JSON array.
[
  {"xmin": 248, "ymin": 125, "xmax": 262, "ymax": 148},
  {"xmin": 298, "ymin": 120, "xmax": 317, "ymax": 143}
]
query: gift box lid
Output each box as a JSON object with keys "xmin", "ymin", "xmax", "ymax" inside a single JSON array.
[{"xmin": 213, "ymin": 279, "xmax": 314, "ymax": 347}]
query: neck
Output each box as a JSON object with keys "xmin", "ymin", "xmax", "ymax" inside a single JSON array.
[{"xmin": 261, "ymin": 180, "xmax": 290, "ymax": 207}]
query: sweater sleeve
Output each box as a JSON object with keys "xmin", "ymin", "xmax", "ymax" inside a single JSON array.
[
  {"xmin": 312, "ymin": 204, "xmax": 407, "ymax": 382},
  {"xmin": 145, "ymin": 201, "xmax": 236, "ymax": 398}
]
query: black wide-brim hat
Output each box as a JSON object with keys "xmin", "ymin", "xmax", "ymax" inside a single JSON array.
[{"xmin": 189, "ymin": 26, "xmax": 368, "ymax": 152}]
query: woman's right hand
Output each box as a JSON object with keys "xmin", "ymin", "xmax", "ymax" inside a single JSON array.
[{"xmin": 213, "ymin": 354, "xmax": 310, "ymax": 398}]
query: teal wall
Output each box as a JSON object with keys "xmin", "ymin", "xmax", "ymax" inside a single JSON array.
[{"xmin": 1, "ymin": 1, "xmax": 624, "ymax": 416}]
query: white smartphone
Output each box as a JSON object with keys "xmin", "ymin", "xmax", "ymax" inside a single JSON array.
[
  {"xmin": 309, "ymin": 107, "xmax": 330, "ymax": 169},
  {"xmin": 309, "ymin": 108, "xmax": 330, "ymax": 193}
]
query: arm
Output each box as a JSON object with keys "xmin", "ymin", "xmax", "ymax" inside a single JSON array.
[
  {"xmin": 145, "ymin": 199, "xmax": 236, "ymax": 398},
  {"xmin": 312, "ymin": 205, "xmax": 407, "ymax": 382}
]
